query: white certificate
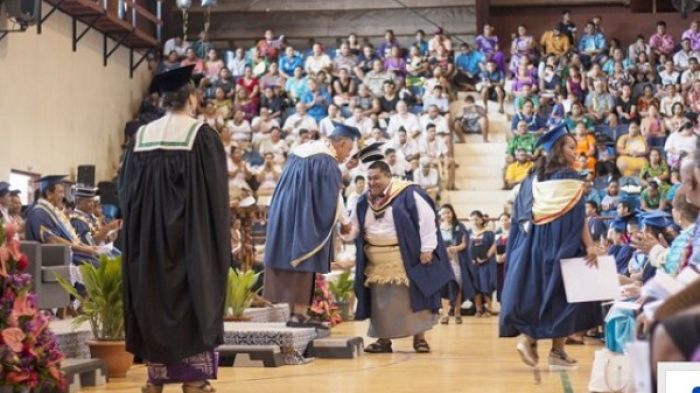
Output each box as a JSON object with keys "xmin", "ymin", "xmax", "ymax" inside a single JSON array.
[{"xmin": 560, "ymin": 256, "xmax": 620, "ymax": 303}]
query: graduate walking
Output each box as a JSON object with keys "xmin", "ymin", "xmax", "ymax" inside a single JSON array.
[
  {"xmin": 499, "ymin": 124, "xmax": 604, "ymax": 370},
  {"xmin": 119, "ymin": 65, "xmax": 231, "ymax": 393}
]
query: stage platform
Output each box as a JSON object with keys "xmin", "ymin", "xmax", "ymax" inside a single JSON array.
[{"xmin": 50, "ymin": 306, "xmax": 317, "ymax": 366}]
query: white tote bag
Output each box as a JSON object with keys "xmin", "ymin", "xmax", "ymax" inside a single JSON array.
[{"xmin": 588, "ymin": 348, "xmax": 633, "ymax": 393}]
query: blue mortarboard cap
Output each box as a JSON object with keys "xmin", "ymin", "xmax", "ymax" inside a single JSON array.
[
  {"xmin": 353, "ymin": 142, "xmax": 385, "ymax": 163},
  {"xmin": 0, "ymin": 182, "xmax": 10, "ymax": 197},
  {"xmin": 611, "ymin": 218, "xmax": 627, "ymax": 232},
  {"xmin": 38, "ymin": 175, "xmax": 66, "ymax": 193},
  {"xmin": 640, "ymin": 211, "xmax": 673, "ymax": 230},
  {"xmin": 9, "ymin": 190, "xmax": 20, "ymax": 197},
  {"xmin": 74, "ymin": 185, "xmax": 98, "ymax": 199},
  {"xmin": 149, "ymin": 65, "xmax": 196, "ymax": 94},
  {"xmin": 330, "ymin": 122, "xmax": 361, "ymax": 140},
  {"xmin": 536, "ymin": 123, "xmax": 570, "ymax": 152}
]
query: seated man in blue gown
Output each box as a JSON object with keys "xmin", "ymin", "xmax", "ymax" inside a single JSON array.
[
  {"xmin": 69, "ymin": 185, "xmax": 122, "ymax": 257},
  {"xmin": 25, "ymin": 176, "xmax": 100, "ymax": 293},
  {"xmin": 25, "ymin": 176, "xmax": 99, "ymax": 266}
]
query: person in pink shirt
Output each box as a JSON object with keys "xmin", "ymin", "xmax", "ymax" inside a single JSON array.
[
  {"xmin": 682, "ymin": 20, "xmax": 700, "ymax": 52},
  {"xmin": 649, "ymin": 21, "xmax": 675, "ymax": 58},
  {"xmin": 180, "ymin": 48, "xmax": 205, "ymax": 76}
]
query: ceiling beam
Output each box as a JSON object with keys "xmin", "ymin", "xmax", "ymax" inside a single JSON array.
[
  {"xmin": 491, "ymin": 0, "xmax": 626, "ymax": 6},
  {"xmin": 187, "ymin": 0, "xmax": 475, "ymax": 14}
]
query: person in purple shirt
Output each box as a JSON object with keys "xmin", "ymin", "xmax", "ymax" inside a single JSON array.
[
  {"xmin": 683, "ymin": 20, "xmax": 700, "ymax": 52},
  {"xmin": 475, "ymin": 24, "xmax": 506, "ymax": 73},
  {"xmin": 376, "ymin": 29, "xmax": 400, "ymax": 59}
]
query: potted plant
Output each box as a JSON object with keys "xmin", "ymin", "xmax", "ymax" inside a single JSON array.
[
  {"xmin": 56, "ymin": 255, "xmax": 133, "ymax": 378},
  {"xmin": 224, "ymin": 268, "xmax": 261, "ymax": 321},
  {"xmin": 328, "ymin": 271, "xmax": 354, "ymax": 321}
]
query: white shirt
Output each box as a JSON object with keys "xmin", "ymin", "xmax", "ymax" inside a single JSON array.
[
  {"xmin": 387, "ymin": 113, "xmax": 421, "ymax": 138},
  {"xmin": 163, "ymin": 38, "xmax": 190, "ymax": 57},
  {"xmin": 664, "ymin": 132, "xmax": 698, "ymax": 155},
  {"xmin": 419, "ymin": 137, "xmax": 448, "ymax": 159},
  {"xmin": 414, "ymin": 168, "xmax": 439, "ymax": 189},
  {"xmin": 392, "ymin": 138, "xmax": 420, "ymax": 160},
  {"xmin": 345, "ymin": 116, "xmax": 375, "ymax": 138},
  {"xmin": 681, "ymin": 69, "xmax": 700, "ymax": 86},
  {"xmin": 674, "ymin": 49, "xmax": 700, "ymax": 70},
  {"xmin": 419, "ymin": 113, "xmax": 450, "ymax": 134},
  {"xmin": 319, "ymin": 116, "xmax": 342, "ymax": 138},
  {"xmin": 345, "ymin": 191, "xmax": 363, "ymax": 216},
  {"xmin": 345, "ymin": 189, "xmax": 437, "ymax": 252},
  {"xmin": 388, "ymin": 160, "xmax": 410, "ymax": 178},
  {"xmin": 283, "ymin": 113, "xmax": 318, "ymax": 135},
  {"xmin": 226, "ymin": 119, "xmax": 252, "ymax": 141},
  {"xmin": 305, "ymin": 54, "xmax": 332, "ymax": 75}
]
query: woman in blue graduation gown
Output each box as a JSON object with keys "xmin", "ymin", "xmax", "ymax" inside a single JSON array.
[
  {"xmin": 438, "ymin": 204, "xmax": 475, "ymax": 324},
  {"xmin": 468, "ymin": 210, "xmax": 497, "ymax": 317},
  {"xmin": 499, "ymin": 124, "xmax": 603, "ymax": 370}
]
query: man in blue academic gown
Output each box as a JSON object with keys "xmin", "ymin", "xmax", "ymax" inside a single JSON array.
[
  {"xmin": 341, "ymin": 160, "xmax": 455, "ymax": 353},
  {"xmin": 263, "ymin": 123, "xmax": 360, "ymax": 323},
  {"xmin": 25, "ymin": 176, "xmax": 99, "ymax": 266},
  {"xmin": 69, "ymin": 185, "xmax": 121, "ymax": 256}
]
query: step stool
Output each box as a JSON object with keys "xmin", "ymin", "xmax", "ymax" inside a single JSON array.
[
  {"xmin": 217, "ymin": 344, "xmax": 284, "ymax": 367},
  {"xmin": 306, "ymin": 337, "xmax": 364, "ymax": 359},
  {"xmin": 61, "ymin": 358, "xmax": 107, "ymax": 393}
]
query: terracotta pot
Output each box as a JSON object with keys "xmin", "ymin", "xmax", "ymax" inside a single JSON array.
[{"xmin": 87, "ymin": 340, "xmax": 134, "ymax": 378}]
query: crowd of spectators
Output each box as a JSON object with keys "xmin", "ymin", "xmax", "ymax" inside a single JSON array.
[
  {"xmin": 493, "ymin": 11, "xmax": 700, "ymax": 375},
  {"xmin": 136, "ymin": 27, "xmax": 493, "ymax": 207}
]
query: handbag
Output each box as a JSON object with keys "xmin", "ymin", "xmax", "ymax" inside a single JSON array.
[
  {"xmin": 588, "ymin": 348, "xmax": 632, "ymax": 393},
  {"xmin": 604, "ymin": 308, "xmax": 636, "ymax": 354}
]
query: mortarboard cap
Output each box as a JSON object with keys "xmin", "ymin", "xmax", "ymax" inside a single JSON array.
[
  {"xmin": 610, "ymin": 218, "xmax": 627, "ymax": 233},
  {"xmin": 74, "ymin": 185, "xmax": 98, "ymax": 199},
  {"xmin": 0, "ymin": 182, "xmax": 10, "ymax": 197},
  {"xmin": 38, "ymin": 175, "xmax": 66, "ymax": 194},
  {"xmin": 536, "ymin": 123, "xmax": 570, "ymax": 153},
  {"xmin": 149, "ymin": 65, "xmax": 196, "ymax": 94},
  {"xmin": 329, "ymin": 122, "xmax": 361, "ymax": 140},
  {"xmin": 640, "ymin": 211, "xmax": 672, "ymax": 230},
  {"xmin": 352, "ymin": 142, "xmax": 385, "ymax": 163},
  {"xmin": 9, "ymin": 190, "xmax": 20, "ymax": 197}
]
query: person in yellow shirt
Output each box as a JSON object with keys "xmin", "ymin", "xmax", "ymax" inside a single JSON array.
[
  {"xmin": 540, "ymin": 24, "xmax": 571, "ymax": 61},
  {"xmin": 504, "ymin": 149, "xmax": 534, "ymax": 189}
]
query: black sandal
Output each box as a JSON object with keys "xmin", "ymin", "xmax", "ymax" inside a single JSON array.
[
  {"xmin": 286, "ymin": 314, "xmax": 330, "ymax": 330},
  {"xmin": 413, "ymin": 339, "xmax": 431, "ymax": 353},
  {"xmin": 364, "ymin": 340, "xmax": 393, "ymax": 353}
]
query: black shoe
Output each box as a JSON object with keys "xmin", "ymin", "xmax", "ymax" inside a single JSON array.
[{"xmin": 364, "ymin": 340, "xmax": 393, "ymax": 353}]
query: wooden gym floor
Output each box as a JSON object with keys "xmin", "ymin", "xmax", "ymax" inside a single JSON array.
[{"xmin": 85, "ymin": 316, "xmax": 599, "ymax": 393}]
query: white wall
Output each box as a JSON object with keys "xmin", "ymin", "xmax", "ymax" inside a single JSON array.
[{"xmin": 0, "ymin": 7, "xmax": 151, "ymax": 183}]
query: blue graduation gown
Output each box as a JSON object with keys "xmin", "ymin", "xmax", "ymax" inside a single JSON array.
[
  {"xmin": 608, "ymin": 244, "xmax": 635, "ymax": 275},
  {"xmin": 468, "ymin": 230, "xmax": 497, "ymax": 295},
  {"xmin": 264, "ymin": 145, "xmax": 343, "ymax": 274},
  {"xmin": 70, "ymin": 210, "xmax": 97, "ymax": 246},
  {"xmin": 499, "ymin": 169, "xmax": 602, "ymax": 339},
  {"xmin": 353, "ymin": 185, "xmax": 455, "ymax": 321},
  {"xmin": 25, "ymin": 200, "xmax": 97, "ymax": 265},
  {"xmin": 443, "ymin": 223, "xmax": 476, "ymax": 301}
]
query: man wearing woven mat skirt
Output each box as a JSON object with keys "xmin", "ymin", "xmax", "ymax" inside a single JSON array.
[{"xmin": 341, "ymin": 160, "xmax": 455, "ymax": 353}]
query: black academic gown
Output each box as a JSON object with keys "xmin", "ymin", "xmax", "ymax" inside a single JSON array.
[{"xmin": 118, "ymin": 123, "xmax": 231, "ymax": 364}]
